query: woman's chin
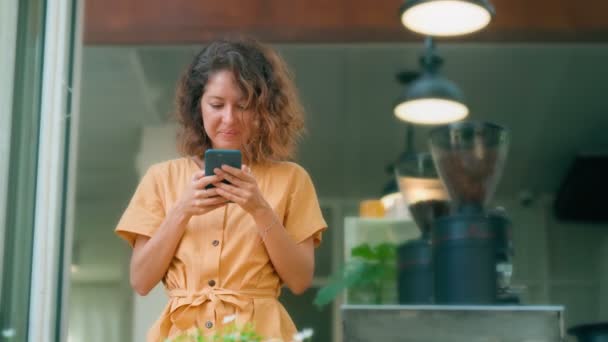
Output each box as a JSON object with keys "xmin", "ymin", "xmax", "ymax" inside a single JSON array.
[{"xmin": 212, "ymin": 142, "xmax": 241, "ymax": 150}]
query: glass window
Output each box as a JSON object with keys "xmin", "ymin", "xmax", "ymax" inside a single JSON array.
[{"xmin": 0, "ymin": 0, "xmax": 47, "ymax": 340}]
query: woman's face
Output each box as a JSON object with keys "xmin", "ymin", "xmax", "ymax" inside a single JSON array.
[{"xmin": 201, "ymin": 70, "xmax": 253, "ymax": 151}]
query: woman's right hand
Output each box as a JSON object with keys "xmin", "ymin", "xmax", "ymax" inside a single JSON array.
[{"xmin": 173, "ymin": 171, "xmax": 228, "ymax": 218}]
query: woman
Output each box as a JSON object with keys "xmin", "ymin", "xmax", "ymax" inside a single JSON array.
[{"xmin": 115, "ymin": 39, "xmax": 327, "ymax": 341}]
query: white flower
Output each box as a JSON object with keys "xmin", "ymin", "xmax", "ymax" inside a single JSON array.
[
  {"xmin": 301, "ymin": 328, "xmax": 313, "ymax": 338},
  {"xmin": 222, "ymin": 314, "xmax": 237, "ymax": 324},
  {"xmin": 292, "ymin": 328, "xmax": 314, "ymax": 341}
]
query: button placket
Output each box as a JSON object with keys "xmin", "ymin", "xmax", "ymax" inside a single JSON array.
[{"xmin": 200, "ymin": 207, "xmax": 225, "ymax": 290}]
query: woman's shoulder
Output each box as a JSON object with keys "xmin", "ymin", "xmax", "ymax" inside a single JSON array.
[
  {"xmin": 144, "ymin": 157, "xmax": 194, "ymax": 177},
  {"xmin": 264, "ymin": 160, "xmax": 309, "ymax": 177},
  {"xmin": 261, "ymin": 161, "xmax": 316, "ymax": 191}
]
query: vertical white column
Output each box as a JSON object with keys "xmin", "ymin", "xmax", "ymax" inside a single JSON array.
[
  {"xmin": 28, "ymin": 0, "xmax": 82, "ymax": 341},
  {"xmin": 57, "ymin": 0, "xmax": 84, "ymax": 340}
]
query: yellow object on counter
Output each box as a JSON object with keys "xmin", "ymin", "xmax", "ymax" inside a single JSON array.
[{"xmin": 359, "ymin": 199, "xmax": 386, "ymax": 218}]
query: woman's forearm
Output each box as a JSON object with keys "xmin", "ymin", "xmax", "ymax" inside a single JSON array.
[
  {"xmin": 253, "ymin": 208, "xmax": 315, "ymax": 294},
  {"xmin": 130, "ymin": 207, "xmax": 190, "ymax": 295}
]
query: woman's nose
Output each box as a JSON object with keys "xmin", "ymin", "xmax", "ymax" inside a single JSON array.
[{"xmin": 222, "ymin": 106, "xmax": 237, "ymax": 123}]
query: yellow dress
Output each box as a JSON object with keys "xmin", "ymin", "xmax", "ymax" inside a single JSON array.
[{"xmin": 115, "ymin": 157, "xmax": 327, "ymax": 342}]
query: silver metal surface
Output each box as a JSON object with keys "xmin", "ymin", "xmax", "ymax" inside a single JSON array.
[{"xmin": 342, "ymin": 305, "xmax": 565, "ymax": 342}]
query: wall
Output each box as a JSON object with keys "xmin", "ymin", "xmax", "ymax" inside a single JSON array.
[
  {"xmin": 67, "ymin": 282, "xmax": 130, "ymax": 342},
  {"xmin": 546, "ymin": 208, "xmax": 608, "ymax": 329},
  {"xmin": 132, "ymin": 285, "xmax": 166, "ymax": 341},
  {"xmin": 130, "ymin": 124, "xmax": 177, "ymax": 341},
  {"xmin": 497, "ymin": 193, "xmax": 608, "ymax": 339},
  {"xmin": 496, "ymin": 195, "xmax": 551, "ymax": 305}
]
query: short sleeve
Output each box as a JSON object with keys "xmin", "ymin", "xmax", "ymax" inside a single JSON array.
[
  {"xmin": 283, "ymin": 166, "xmax": 327, "ymax": 247},
  {"xmin": 115, "ymin": 165, "xmax": 165, "ymax": 247}
]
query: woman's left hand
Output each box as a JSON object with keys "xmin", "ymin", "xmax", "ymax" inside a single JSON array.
[{"xmin": 213, "ymin": 165, "xmax": 272, "ymax": 216}]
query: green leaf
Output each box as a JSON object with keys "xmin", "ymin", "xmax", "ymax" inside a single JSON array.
[
  {"xmin": 350, "ymin": 243, "xmax": 375, "ymax": 259},
  {"xmin": 374, "ymin": 243, "xmax": 397, "ymax": 261},
  {"xmin": 313, "ymin": 259, "xmax": 374, "ymax": 308}
]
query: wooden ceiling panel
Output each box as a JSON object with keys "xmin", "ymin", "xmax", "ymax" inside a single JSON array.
[{"xmin": 84, "ymin": 0, "xmax": 608, "ymax": 44}]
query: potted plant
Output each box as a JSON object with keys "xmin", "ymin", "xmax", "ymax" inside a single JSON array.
[{"xmin": 313, "ymin": 242, "xmax": 397, "ymax": 308}]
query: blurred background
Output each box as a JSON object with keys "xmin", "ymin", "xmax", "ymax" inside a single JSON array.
[{"xmin": 2, "ymin": 0, "xmax": 608, "ymax": 341}]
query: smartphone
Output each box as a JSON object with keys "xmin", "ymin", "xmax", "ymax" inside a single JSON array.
[{"xmin": 204, "ymin": 149, "xmax": 242, "ymax": 189}]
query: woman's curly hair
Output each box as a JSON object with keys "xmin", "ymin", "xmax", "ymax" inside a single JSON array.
[{"xmin": 174, "ymin": 38, "xmax": 305, "ymax": 163}]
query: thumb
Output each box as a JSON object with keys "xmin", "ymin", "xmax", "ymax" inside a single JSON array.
[{"xmin": 192, "ymin": 170, "xmax": 205, "ymax": 181}]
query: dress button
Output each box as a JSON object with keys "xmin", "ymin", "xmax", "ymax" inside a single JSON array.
[
  {"xmin": 205, "ymin": 321, "xmax": 213, "ymax": 329},
  {"xmin": 212, "ymin": 240, "xmax": 220, "ymax": 246},
  {"xmin": 208, "ymin": 279, "xmax": 216, "ymax": 287}
]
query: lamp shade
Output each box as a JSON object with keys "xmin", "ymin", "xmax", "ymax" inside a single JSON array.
[
  {"xmin": 394, "ymin": 73, "xmax": 468, "ymax": 125},
  {"xmin": 381, "ymin": 177, "xmax": 402, "ymax": 209},
  {"xmin": 395, "ymin": 152, "xmax": 449, "ymax": 238},
  {"xmin": 380, "ymin": 178, "xmax": 411, "ymax": 219},
  {"xmin": 400, "ymin": 0, "xmax": 494, "ymax": 37}
]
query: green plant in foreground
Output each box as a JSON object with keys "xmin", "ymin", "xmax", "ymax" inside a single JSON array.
[
  {"xmin": 164, "ymin": 319, "xmax": 313, "ymax": 342},
  {"xmin": 165, "ymin": 322, "xmax": 262, "ymax": 342},
  {"xmin": 313, "ymin": 242, "xmax": 397, "ymax": 308}
]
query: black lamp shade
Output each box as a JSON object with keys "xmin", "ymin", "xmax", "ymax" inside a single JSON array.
[
  {"xmin": 394, "ymin": 73, "xmax": 468, "ymax": 125},
  {"xmin": 405, "ymin": 73, "xmax": 464, "ymax": 102}
]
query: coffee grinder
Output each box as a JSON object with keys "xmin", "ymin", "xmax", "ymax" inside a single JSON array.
[
  {"xmin": 395, "ymin": 152, "xmax": 450, "ymax": 304},
  {"xmin": 429, "ymin": 121, "xmax": 510, "ymax": 304}
]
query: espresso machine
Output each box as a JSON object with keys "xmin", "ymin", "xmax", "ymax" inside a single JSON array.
[
  {"xmin": 395, "ymin": 152, "xmax": 449, "ymax": 304},
  {"xmin": 428, "ymin": 121, "xmax": 511, "ymax": 304}
]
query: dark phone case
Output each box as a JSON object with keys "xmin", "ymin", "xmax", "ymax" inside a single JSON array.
[{"xmin": 204, "ymin": 149, "xmax": 242, "ymax": 189}]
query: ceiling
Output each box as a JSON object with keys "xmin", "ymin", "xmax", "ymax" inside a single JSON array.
[
  {"xmin": 73, "ymin": 43, "xmax": 608, "ymax": 282},
  {"xmin": 84, "ymin": 0, "xmax": 608, "ymax": 43}
]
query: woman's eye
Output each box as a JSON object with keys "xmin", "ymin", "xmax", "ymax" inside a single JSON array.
[
  {"xmin": 237, "ymin": 104, "xmax": 247, "ymax": 110},
  {"xmin": 210, "ymin": 103, "xmax": 223, "ymax": 109}
]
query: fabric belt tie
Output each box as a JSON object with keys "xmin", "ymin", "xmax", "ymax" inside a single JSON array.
[{"xmin": 166, "ymin": 287, "xmax": 278, "ymax": 331}]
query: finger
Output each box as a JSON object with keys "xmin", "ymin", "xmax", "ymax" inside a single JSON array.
[
  {"xmin": 215, "ymin": 187, "xmax": 245, "ymax": 205},
  {"xmin": 215, "ymin": 181, "xmax": 249, "ymax": 199},
  {"xmin": 195, "ymin": 188, "xmax": 219, "ymax": 199},
  {"xmin": 194, "ymin": 174, "xmax": 223, "ymax": 188},
  {"xmin": 214, "ymin": 168, "xmax": 247, "ymax": 187},
  {"xmin": 238, "ymin": 164, "xmax": 255, "ymax": 182},
  {"xmin": 195, "ymin": 196, "xmax": 228, "ymax": 207},
  {"xmin": 202, "ymin": 174, "xmax": 224, "ymax": 185},
  {"xmin": 193, "ymin": 202, "xmax": 227, "ymax": 215},
  {"xmin": 220, "ymin": 164, "xmax": 253, "ymax": 181},
  {"xmin": 191, "ymin": 170, "xmax": 205, "ymax": 182},
  {"xmin": 205, "ymin": 196, "xmax": 229, "ymax": 206}
]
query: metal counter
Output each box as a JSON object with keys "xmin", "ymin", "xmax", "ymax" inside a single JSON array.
[{"xmin": 342, "ymin": 305, "xmax": 565, "ymax": 342}]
